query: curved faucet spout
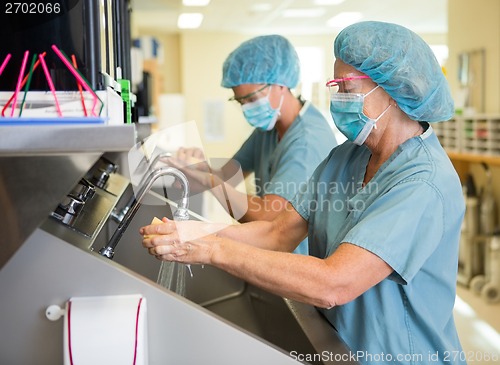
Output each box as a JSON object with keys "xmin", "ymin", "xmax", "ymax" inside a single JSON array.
[
  {"xmin": 99, "ymin": 167, "xmax": 189, "ymax": 259},
  {"xmin": 111, "ymin": 152, "xmax": 174, "ymax": 224}
]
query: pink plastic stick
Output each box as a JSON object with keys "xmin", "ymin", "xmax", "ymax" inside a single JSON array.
[
  {"xmin": 1, "ymin": 52, "xmax": 46, "ymax": 117},
  {"xmin": 39, "ymin": 53, "xmax": 63, "ymax": 117},
  {"xmin": 71, "ymin": 55, "xmax": 88, "ymax": 116},
  {"xmin": 0, "ymin": 53, "xmax": 12, "ymax": 77},
  {"xmin": 11, "ymin": 51, "xmax": 29, "ymax": 117},
  {"xmin": 51, "ymin": 45, "xmax": 99, "ymax": 116}
]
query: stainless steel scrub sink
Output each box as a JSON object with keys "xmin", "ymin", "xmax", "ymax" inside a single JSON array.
[{"xmin": 185, "ymin": 266, "xmax": 357, "ymax": 365}]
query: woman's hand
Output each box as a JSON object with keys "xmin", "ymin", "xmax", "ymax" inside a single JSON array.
[{"xmin": 140, "ymin": 217, "xmax": 226, "ymax": 265}]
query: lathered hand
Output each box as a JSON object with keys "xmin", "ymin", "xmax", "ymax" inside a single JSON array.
[{"xmin": 141, "ymin": 217, "xmax": 226, "ymax": 265}]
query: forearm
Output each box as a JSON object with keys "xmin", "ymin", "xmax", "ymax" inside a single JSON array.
[
  {"xmin": 218, "ymin": 220, "xmax": 279, "ymax": 250},
  {"xmin": 207, "ymin": 175, "xmax": 250, "ymax": 220},
  {"xmin": 207, "ymin": 173, "xmax": 283, "ymax": 222},
  {"xmin": 142, "ymin": 221, "xmax": 392, "ymax": 308},
  {"xmin": 210, "ymin": 240, "xmax": 393, "ymax": 308},
  {"xmin": 219, "ymin": 183, "xmax": 285, "ymax": 223},
  {"xmin": 241, "ymin": 193, "xmax": 290, "ymax": 222},
  {"xmin": 219, "ymin": 204, "xmax": 307, "ymax": 252},
  {"xmin": 211, "ymin": 238, "xmax": 337, "ymax": 308}
]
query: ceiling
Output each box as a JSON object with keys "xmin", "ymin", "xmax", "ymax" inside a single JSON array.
[{"xmin": 131, "ymin": 0, "xmax": 448, "ymax": 35}]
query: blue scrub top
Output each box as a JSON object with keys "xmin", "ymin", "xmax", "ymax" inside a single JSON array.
[
  {"xmin": 233, "ymin": 100, "xmax": 337, "ymax": 255},
  {"xmin": 292, "ymin": 124, "xmax": 466, "ymax": 364}
]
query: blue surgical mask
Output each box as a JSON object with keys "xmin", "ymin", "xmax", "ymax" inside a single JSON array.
[
  {"xmin": 241, "ymin": 86, "xmax": 284, "ymax": 131},
  {"xmin": 330, "ymin": 86, "xmax": 391, "ymax": 145}
]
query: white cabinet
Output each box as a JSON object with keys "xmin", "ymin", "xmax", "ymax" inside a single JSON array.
[{"xmin": 434, "ymin": 114, "xmax": 500, "ymax": 156}]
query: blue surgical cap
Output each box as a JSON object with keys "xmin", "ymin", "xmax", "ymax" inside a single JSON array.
[
  {"xmin": 334, "ymin": 21, "xmax": 454, "ymax": 122},
  {"xmin": 221, "ymin": 35, "xmax": 300, "ymax": 89}
]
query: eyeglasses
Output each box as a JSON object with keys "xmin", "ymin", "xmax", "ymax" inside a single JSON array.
[
  {"xmin": 326, "ymin": 75, "xmax": 370, "ymax": 87},
  {"xmin": 326, "ymin": 75, "xmax": 370, "ymax": 95},
  {"xmin": 228, "ymin": 84, "xmax": 270, "ymax": 104}
]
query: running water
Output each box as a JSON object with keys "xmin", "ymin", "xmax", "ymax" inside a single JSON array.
[
  {"xmin": 175, "ymin": 264, "xmax": 186, "ymax": 297},
  {"xmin": 152, "ymin": 200, "xmax": 195, "ymax": 296},
  {"xmin": 157, "ymin": 261, "xmax": 176, "ymax": 292},
  {"xmin": 157, "ymin": 262, "xmax": 193, "ymax": 297}
]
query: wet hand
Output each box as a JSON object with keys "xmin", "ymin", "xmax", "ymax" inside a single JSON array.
[{"xmin": 140, "ymin": 217, "xmax": 223, "ymax": 265}]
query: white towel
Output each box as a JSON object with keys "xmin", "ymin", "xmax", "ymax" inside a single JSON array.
[{"xmin": 63, "ymin": 294, "xmax": 148, "ymax": 365}]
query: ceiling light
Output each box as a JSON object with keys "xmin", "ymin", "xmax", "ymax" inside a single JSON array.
[
  {"xmin": 283, "ymin": 8, "xmax": 326, "ymax": 18},
  {"xmin": 327, "ymin": 12, "xmax": 362, "ymax": 28},
  {"xmin": 182, "ymin": 0, "xmax": 211, "ymax": 6},
  {"xmin": 177, "ymin": 13, "xmax": 204, "ymax": 29},
  {"xmin": 314, "ymin": 0, "xmax": 345, "ymax": 5}
]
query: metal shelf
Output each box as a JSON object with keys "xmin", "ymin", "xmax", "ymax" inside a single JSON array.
[{"xmin": 0, "ymin": 123, "xmax": 136, "ymax": 155}]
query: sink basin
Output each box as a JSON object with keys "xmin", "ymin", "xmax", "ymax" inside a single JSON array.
[
  {"xmin": 102, "ymin": 197, "xmax": 357, "ymax": 364},
  {"xmin": 185, "ymin": 266, "xmax": 357, "ymax": 365}
]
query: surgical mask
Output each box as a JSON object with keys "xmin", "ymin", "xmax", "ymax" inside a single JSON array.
[
  {"xmin": 241, "ymin": 86, "xmax": 284, "ymax": 131},
  {"xmin": 330, "ymin": 86, "xmax": 391, "ymax": 145}
]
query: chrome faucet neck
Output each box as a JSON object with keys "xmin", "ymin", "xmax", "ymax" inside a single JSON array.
[{"xmin": 99, "ymin": 166, "xmax": 189, "ymax": 259}]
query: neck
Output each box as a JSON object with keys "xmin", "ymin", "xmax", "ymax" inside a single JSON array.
[
  {"xmin": 275, "ymin": 93, "xmax": 302, "ymax": 139},
  {"xmin": 363, "ymin": 113, "xmax": 423, "ymax": 184},
  {"xmin": 366, "ymin": 113, "xmax": 422, "ymax": 157}
]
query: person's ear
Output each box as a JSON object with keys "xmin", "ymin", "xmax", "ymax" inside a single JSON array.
[{"xmin": 278, "ymin": 85, "xmax": 287, "ymax": 96}]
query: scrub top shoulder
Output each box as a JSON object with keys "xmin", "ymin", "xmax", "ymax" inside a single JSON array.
[
  {"xmin": 233, "ymin": 101, "xmax": 337, "ymax": 255},
  {"xmin": 291, "ymin": 124, "xmax": 466, "ymax": 364}
]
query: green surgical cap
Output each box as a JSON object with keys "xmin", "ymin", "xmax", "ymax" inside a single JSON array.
[
  {"xmin": 334, "ymin": 21, "xmax": 454, "ymax": 122},
  {"xmin": 221, "ymin": 35, "xmax": 300, "ymax": 88}
]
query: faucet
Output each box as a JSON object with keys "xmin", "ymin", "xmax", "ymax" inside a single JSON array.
[
  {"xmin": 111, "ymin": 152, "xmax": 173, "ymax": 223},
  {"xmin": 99, "ymin": 166, "xmax": 190, "ymax": 259}
]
